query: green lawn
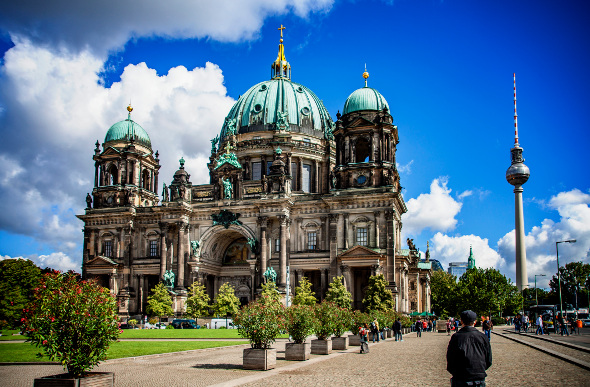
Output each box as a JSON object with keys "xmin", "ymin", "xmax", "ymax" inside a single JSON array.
[
  {"xmin": 119, "ymin": 329, "xmax": 289, "ymax": 339},
  {"xmin": 0, "ymin": 330, "xmax": 24, "ymax": 341},
  {"xmin": 0, "ymin": 341, "xmax": 249, "ymax": 363}
]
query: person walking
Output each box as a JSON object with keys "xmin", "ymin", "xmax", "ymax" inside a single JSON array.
[
  {"xmin": 557, "ymin": 314, "xmax": 569, "ymax": 336},
  {"xmin": 535, "ymin": 315, "xmax": 544, "ymax": 335},
  {"xmin": 415, "ymin": 318, "xmax": 422, "ymax": 337},
  {"xmin": 447, "ymin": 319, "xmax": 452, "ymax": 335},
  {"xmin": 371, "ymin": 317, "xmax": 380, "ymax": 343},
  {"xmin": 447, "ymin": 310, "xmax": 492, "ymax": 387},
  {"xmin": 482, "ymin": 317, "xmax": 492, "ymax": 341},
  {"xmin": 393, "ymin": 318, "xmax": 403, "ymax": 341},
  {"xmin": 359, "ymin": 323, "xmax": 369, "ymax": 354}
]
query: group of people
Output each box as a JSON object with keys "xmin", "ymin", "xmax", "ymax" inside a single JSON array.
[
  {"xmin": 358, "ymin": 317, "xmax": 405, "ymax": 353},
  {"xmin": 413, "ymin": 318, "xmax": 435, "ymax": 337},
  {"xmin": 512, "ymin": 313, "xmax": 582, "ymax": 336}
]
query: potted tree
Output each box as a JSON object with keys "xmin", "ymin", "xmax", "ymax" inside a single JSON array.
[
  {"xmin": 331, "ymin": 307, "xmax": 352, "ymax": 350},
  {"xmin": 233, "ymin": 288, "xmax": 285, "ymax": 370},
  {"xmin": 21, "ymin": 271, "xmax": 120, "ymax": 386},
  {"xmin": 311, "ymin": 301, "xmax": 337, "ymax": 355},
  {"xmin": 348, "ymin": 310, "xmax": 367, "ymax": 346},
  {"xmin": 285, "ymin": 304, "xmax": 316, "ymax": 360},
  {"xmin": 185, "ymin": 281, "xmax": 210, "ymax": 327}
]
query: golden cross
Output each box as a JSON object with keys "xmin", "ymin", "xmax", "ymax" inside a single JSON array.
[
  {"xmin": 278, "ymin": 24, "xmax": 286, "ymax": 38},
  {"xmin": 224, "ymin": 142, "xmax": 234, "ymax": 154}
]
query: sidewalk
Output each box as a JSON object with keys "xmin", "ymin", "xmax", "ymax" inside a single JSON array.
[{"xmin": 1, "ymin": 330, "xmax": 589, "ymax": 386}]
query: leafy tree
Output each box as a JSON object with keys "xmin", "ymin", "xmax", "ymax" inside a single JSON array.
[
  {"xmin": 455, "ymin": 268, "xmax": 521, "ymax": 317},
  {"xmin": 549, "ymin": 261, "xmax": 590, "ymax": 308},
  {"xmin": 128, "ymin": 319, "xmax": 138, "ymax": 328},
  {"xmin": 146, "ymin": 282, "xmax": 173, "ymax": 323},
  {"xmin": 213, "ymin": 282, "xmax": 240, "ymax": 319},
  {"xmin": 325, "ymin": 276, "xmax": 352, "ymax": 309},
  {"xmin": 185, "ymin": 281, "xmax": 210, "ymax": 326},
  {"xmin": 260, "ymin": 281, "xmax": 281, "ymax": 305},
  {"xmin": 292, "ymin": 277, "xmax": 317, "ymax": 306},
  {"xmin": 362, "ymin": 274, "xmax": 395, "ymax": 312},
  {"xmin": 430, "ymin": 271, "xmax": 457, "ymax": 317},
  {"xmin": 0, "ymin": 259, "xmax": 42, "ymax": 327}
]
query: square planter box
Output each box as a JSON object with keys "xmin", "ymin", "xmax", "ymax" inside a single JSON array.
[
  {"xmin": 285, "ymin": 342, "xmax": 311, "ymax": 361},
  {"xmin": 387, "ymin": 329, "xmax": 393, "ymax": 338},
  {"xmin": 332, "ymin": 336, "xmax": 349, "ymax": 350},
  {"xmin": 243, "ymin": 348, "xmax": 276, "ymax": 370},
  {"xmin": 34, "ymin": 372, "xmax": 114, "ymax": 387},
  {"xmin": 311, "ymin": 338, "xmax": 332, "ymax": 355},
  {"xmin": 348, "ymin": 334, "xmax": 361, "ymax": 346}
]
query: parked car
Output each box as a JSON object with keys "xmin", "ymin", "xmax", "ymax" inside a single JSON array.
[
  {"xmin": 119, "ymin": 323, "xmax": 138, "ymax": 329},
  {"xmin": 171, "ymin": 319, "xmax": 198, "ymax": 329},
  {"xmin": 210, "ymin": 318, "xmax": 236, "ymax": 329},
  {"xmin": 145, "ymin": 322, "xmax": 167, "ymax": 329}
]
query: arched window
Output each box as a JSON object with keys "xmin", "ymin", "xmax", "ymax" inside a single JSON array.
[
  {"xmin": 356, "ymin": 137, "xmax": 370, "ymax": 163},
  {"xmin": 107, "ymin": 164, "xmax": 118, "ymax": 185},
  {"xmin": 142, "ymin": 169, "xmax": 150, "ymax": 190}
]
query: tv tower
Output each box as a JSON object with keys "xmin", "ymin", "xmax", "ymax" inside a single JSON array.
[{"xmin": 506, "ymin": 73, "xmax": 530, "ymax": 291}]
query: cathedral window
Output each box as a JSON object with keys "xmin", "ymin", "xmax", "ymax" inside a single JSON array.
[
  {"xmin": 252, "ymin": 162, "xmax": 262, "ymax": 180},
  {"xmin": 302, "ymin": 164, "xmax": 312, "ymax": 193},
  {"xmin": 103, "ymin": 241, "xmax": 113, "ymax": 258},
  {"xmin": 107, "ymin": 164, "xmax": 118, "ymax": 185},
  {"xmin": 149, "ymin": 240, "xmax": 158, "ymax": 257},
  {"xmin": 142, "ymin": 169, "xmax": 150, "ymax": 190},
  {"xmin": 275, "ymin": 238, "xmax": 280, "ymax": 252},
  {"xmin": 291, "ymin": 162, "xmax": 298, "ymax": 190},
  {"xmin": 356, "ymin": 137, "xmax": 370, "ymax": 163},
  {"xmin": 356, "ymin": 227, "xmax": 368, "ymax": 246},
  {"xmin": 307, "ymin": 232, "xmax": 317, "ymax": 250}
]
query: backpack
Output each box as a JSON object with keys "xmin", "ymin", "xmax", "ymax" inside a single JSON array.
[{"xmin": 370, "ymin": 321, "xmax": 376, "ymax": 330}]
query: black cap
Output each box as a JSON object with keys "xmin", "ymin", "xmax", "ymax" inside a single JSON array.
[{"xmin": 460, "ymin": 310, "xmax": 477, "ymax": 324}]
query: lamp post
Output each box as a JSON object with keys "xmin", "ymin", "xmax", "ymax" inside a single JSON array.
[
  {"xmin": 534, "ymin": 274, "xmax": 546, "ymax": 306},
  {"xmin": 556, "ymin": 239, "xmax": 576, "ymax": 318}
]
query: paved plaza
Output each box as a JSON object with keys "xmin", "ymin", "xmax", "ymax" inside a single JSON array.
[{"xmin": 1, "ymin": 330, "xmax": 589, "ymax": 386}]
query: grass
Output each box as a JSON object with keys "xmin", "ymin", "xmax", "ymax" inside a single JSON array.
[
  {"xmin": 0, "ymin": 330, "xmax": 24, "ymax": 341},
  {"xmin": 119, "ymin": 329, "xmax": 289, "ymax": 339},
  {"xmin": 0, "ymin": 341, "xmax": 249, "ymax": 363}
]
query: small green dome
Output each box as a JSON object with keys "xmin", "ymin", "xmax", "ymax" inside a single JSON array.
[
  {"xmin": 342, "ymin": 86, "xmax": 389, "ymax": 115},
  {"xmin": 104, "ymin": 118, "xmax": 151, "ymax": 148},
  {"xmin": 220, "ymin": 78, "xmax": 334, "ymax": 140}
]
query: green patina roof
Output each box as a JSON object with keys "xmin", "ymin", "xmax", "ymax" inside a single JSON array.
[
  {"xmin": 104, "ymin": 118, "xmax": 152, "ymax": 149},
  {"xmin": 220, "ymin": 78, "xmax": 333, "ymax": 140},
  {"xmin": 342, "ymin": 86, "xmax": 389, "ymax": 115}
]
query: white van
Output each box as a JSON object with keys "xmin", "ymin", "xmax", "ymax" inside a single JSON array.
[{"xmin": 210, "ymin": 318, "xmax": 236, "ymax": 329}]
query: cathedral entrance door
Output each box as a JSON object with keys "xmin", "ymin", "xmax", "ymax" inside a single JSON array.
[{"xmin": 351, "ymin": 267, "xmax": 371, "ymax": 311}]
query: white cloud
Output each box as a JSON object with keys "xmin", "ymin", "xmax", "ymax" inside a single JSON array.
[
  {"xmin": 457, "ymin": 190, "xmax": 473, "ymax": 200},
  {"xmin": 402, "ymin": 177, "xmax": 463, "ymax": 236},
  {"xmin": 0, "ymin": 0, "xmax": 334, "ymax": 55},
  {"xmin": 0, "ymin": 253, "xmax": 78, "ymax": 272},
  {"xmin": 497, "ymin": 189, "xmax": 590, "ymax": 289},
  {"xmin": 431, "ymin": 233, "xmax": 505, "ymax": 271},
  {"xmin": 397, "ymin": 160, "xmax": 414, "ymax": 174}
]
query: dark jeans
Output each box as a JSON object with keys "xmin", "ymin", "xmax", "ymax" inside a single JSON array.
[{"xmin": 451, "ymin": 379, "xmax": 486, "ymax": 387}]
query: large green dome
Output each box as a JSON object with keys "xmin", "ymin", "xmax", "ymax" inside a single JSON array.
[
  {"xmin": 342, "ymin": 86, "xmax": 389, "ymax": 115},
  {"xmin": 220, "ymin": 78, "xmax": 334, "ymax": 140},
  {"xmin": 104, "ymin": 117, "xmax": 151, "ymax": 149}
]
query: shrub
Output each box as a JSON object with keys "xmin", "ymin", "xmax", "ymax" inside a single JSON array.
[
  {"xmin": 491, "ymin": 316, "xmax": 505, "ymax": 326},
  {"xmin": 165, "ymin": 324, "xmax": 175, "ymax": 329},
  {"xmin": 332, "ymin": 307, "xmax": 352, "ymax": 337},
  {"xmin": 20, "ymin": 272, "xmax": 120, "ymax": 377},
  {"xmin": 234, "ymin": 295, "xmax": 286, "ymax": 349},
  {"xmin": 286, "ymin": 304, "xmax": 316, "ymax": 344},
  {"xmin": 349, "ymin": 309, "xmax": 369, "ymax": 333},
  {"xmin": 312, "ymin": 301, "xmax": 338, "ymax": 340}
]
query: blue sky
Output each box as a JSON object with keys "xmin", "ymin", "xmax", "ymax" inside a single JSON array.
[{"xmin": 0, "ymin": 0, "xmax": 588, "ymax": 288}]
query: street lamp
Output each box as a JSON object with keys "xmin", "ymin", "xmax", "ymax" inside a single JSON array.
[
  {"xmin": 556, "ymin": 239, "xmax": 577, "ymax": 319},
  {"xmin": 534, "ymin": 274, "xmax": 546, "ymax": 306}
]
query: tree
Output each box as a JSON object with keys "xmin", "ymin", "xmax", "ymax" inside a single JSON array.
[
  {"xmin": 213, "ymin": 282, "xmax": 240, "ymax": 320},
  {"xmin": 455, "ymin": 268, "xmax": 521, "ymax": 317},
  {"xmin": 260, "ymin": 281, "xmax": 281, "ymax": 305},
  {"xmin": 430, "ymin": 271, "xmax": 457, "ymax": 318},
  {"xmin": 0, "ymin": 258, "xmax": 42, "ymax": 327},
  {"xmin": 549, "ymin": 261, "xmax": 590, "ymax": 308},
  {"xmin": 325, "ymin": 276, "xmax": 352, "ymax": 309},
  {"xmin": 292, "ymin": 277, "xmax": 317, "ymax": 306},
  {"xmin": 146, "ymin": 282, "xmax": 173, "ymax": 323},
  {"xmin": 185, "ymin": 281, "xmax": 210, "ymax": 326},
  {"xmin": 362, "ymin": 274, "xmax": 395, "ymax": 312}
]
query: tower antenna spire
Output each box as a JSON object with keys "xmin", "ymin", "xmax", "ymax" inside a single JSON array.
[{"xmin": 513, "ymin": 73, "xmax": 518, "ymax": 145}]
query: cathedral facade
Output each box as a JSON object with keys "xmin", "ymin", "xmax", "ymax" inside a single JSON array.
[{"xmin": 77, "ymin": 32, "xmax": 431, "ymax": 318}]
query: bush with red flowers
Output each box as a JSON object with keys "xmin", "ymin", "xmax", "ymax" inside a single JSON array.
[
  {"xmin": 233, "ymin": 294, "xmax": 286, "ymax": 349},
  {"xmin": 20, "ymin": 272, "xmax": 120, "ymax": 377}
]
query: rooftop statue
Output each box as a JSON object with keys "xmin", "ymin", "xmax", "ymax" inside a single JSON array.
[{"xmin": 163, "ymin": 270, "xmax": 175, "ymax": 288}]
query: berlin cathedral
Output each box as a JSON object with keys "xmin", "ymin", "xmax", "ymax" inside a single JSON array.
[{"xmin": 77, "ymin": 28, "xmax": 432, "ymax": 319}]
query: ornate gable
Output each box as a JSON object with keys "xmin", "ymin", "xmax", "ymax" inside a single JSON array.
[
  {"xmin": 86, "ymin": 255, "xmax": 118, "ymax": 267},
  {"xmin": 346, "ymin": 116, "xmax": 375, "ymax": 129},
  {"xmin": 337, "ymin": 245, "xmax": 385, "ymax": 266}
]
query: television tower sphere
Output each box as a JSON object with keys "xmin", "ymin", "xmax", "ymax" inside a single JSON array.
[{"xmin": 506, "ymin": 145, "xmax": 530, "ymax": 186}]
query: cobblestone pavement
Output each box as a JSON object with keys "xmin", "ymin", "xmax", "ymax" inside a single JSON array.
[{"xmin": 1, "ymin": 331, "xmax": 589, "ymax": 386}]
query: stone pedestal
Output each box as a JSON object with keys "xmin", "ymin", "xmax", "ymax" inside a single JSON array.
[
  {"xmin": 311, "ymin": 338, "xmax": 332, "ymax": 355},
  {"xmin": 386, "ymin": 329, "xmax": 393, "ymax": 338},
  {"xmin": 285, "ymin": 342, "xmax": 310, "ymax": 361},
  {"xmin": 243, "ymin": 348, "xmax": 276, "ymax": 370},
  {"xmin": 332, "ymin": 336, "xmax": 349, "ymax": 350},
  {"xmin": 34, "ymin": 372, "xmax": 114, "ymax": 387}
]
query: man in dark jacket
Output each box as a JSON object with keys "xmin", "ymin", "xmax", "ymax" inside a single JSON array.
[
  {"xmin": 447, "ymin": 310, "xmax": 492, "ymax": 387},
  {"xmin": 393, "ymin": 318, "xmax": 403, "ymax": 341}
]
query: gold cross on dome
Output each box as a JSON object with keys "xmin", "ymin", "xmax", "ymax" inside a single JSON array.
[
  {"xmin": 278, "ymin": 24, "xmax": 286, "ymax": 38},
  {"xmin": 224, "ymin": 142, "xmax": 234, "ymax": 154}
]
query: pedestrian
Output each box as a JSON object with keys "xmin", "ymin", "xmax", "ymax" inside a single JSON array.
[
  {"xmin": 415, "ymin": 318, "xmax": 422, "ymax": 337},
  {"xmin": 393, "ymin": 317, "xmax": 403, "ymax": 341},
  {"xmin": 535, "ymin": 315, "xmax": 544, "ymax": 335},
  {"xmin": 557, "ymin": 314, "xmax": 569, "ymax": 336},
  {"xmin": 447, "ymin": 319, "xmax": 452, "ymax": 335},
  {"xmin": 569, "ymin": 316, "xmax": 577, "ymax": 335},
  {"xmin": 482, "ymin": 317, "xmax": 492, "ymax": 341},
  {"xmin": 447, "ymin": 310, "xmax": 492, "ymax": 387},
  {"xmin": 514, "ymin": 314, "xmax": 521, "ymax": 333},
  {"xmin": 359, "ymin": 323, "xmax": 369, "ymax": 354},
  {"xmin": 427, "ymin": 319, "xmax": 433, "ymax": 332},
  {"xmin": 371, "ymin": 317, "xmax": 380, "ymax": 343}
]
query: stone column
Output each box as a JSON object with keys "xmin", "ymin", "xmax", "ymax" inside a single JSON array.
[
  {"xmin": 373, "ymin": 211, "xmax": 381, "ymax": 249},
  {"xmin": 320, "ymin": 269, "xmax": 327, "ymax": 300},
  {"xmin": 94, "ymin": 162, "xmax": 99, "ymax": 187},
  {"xmin": 368, "ymin": 220, "xmax": 375, "ymax": 247},
  {"xmin": 343, "ymin": 214, "xmax": 349, "ymax": 249},
  {"xmin": 258, "ymin": 217, "xmax": 268, "ymax": 284},
  {"xmin": 139, "ymin": 274, "xmax": 145, "ymax": 313},
  {"xmin": 177, "ymin": 223, "xmax": 186, "ymax": 288},
  {"xmin": 298, "ymin": 218, "xmax": 304, "ymax": 251},
  {"xmin": 320, "ymin": 216, "xmax": 328, "ymax": 250},
  {"xmin": 313, "ymin": 160, "xmax": 318, "ymax": 193},
  {"xmin": 385, "ymin": 210, "xmax": 395, "ymax": 286},
  {"xmin": 279, "ymin": 215, "xmax": 288, "ymax": 287},
  {"xmin": 341, "ymin": 265, "xmax": 352, "ymax": 297},
  {"xmin": 109, "ymin": 273, "xmax": 117, "ymax": 295}
]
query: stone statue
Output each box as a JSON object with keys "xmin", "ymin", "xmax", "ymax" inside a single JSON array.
[
  {"xmin": 263, "ymin": 267, "xmax": 277, "ymax": 283},
  {"xmin": 162, "ymin": 183, "xmax": 169, "ymax": 202},
  {"xmin": 222, "ymin": 177, "xmax": 233, "ymax": 199},
  {"xmin": 179, "ymin": 184, "xmax": 186, "ymax": 200},
  {"xmin": 210, "ymin": 135, "xmax": 219, "ymax": 154},
  {"xmin": 85, "ymin": 193, "xmax": 92, "ymax": 209},
  {"xmin": 190, "ymin": 240, "xmax": 200, "ymax": 256},
  {"xmin": 276, "ymin": 111, "xmax": 289, "ymax": 131},
  {"xmin": 225, "ymin": 118, "xmax": 237, "ymax": 136},
  {"xmin": 163, "ymin": 270, "xmax": 175, "ymax": 288},
  {"xmin": 407, "ymin": 238, "xmax": 416, "ymax": 251},
  {"xmin": 330, "ymin": 172, "xmax": 336, "ymax": 189}
]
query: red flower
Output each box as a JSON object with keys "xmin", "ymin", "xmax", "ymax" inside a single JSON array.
[{"xmin": 42, "ymin": 340, "xmax": 48, "ymax": 345}]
